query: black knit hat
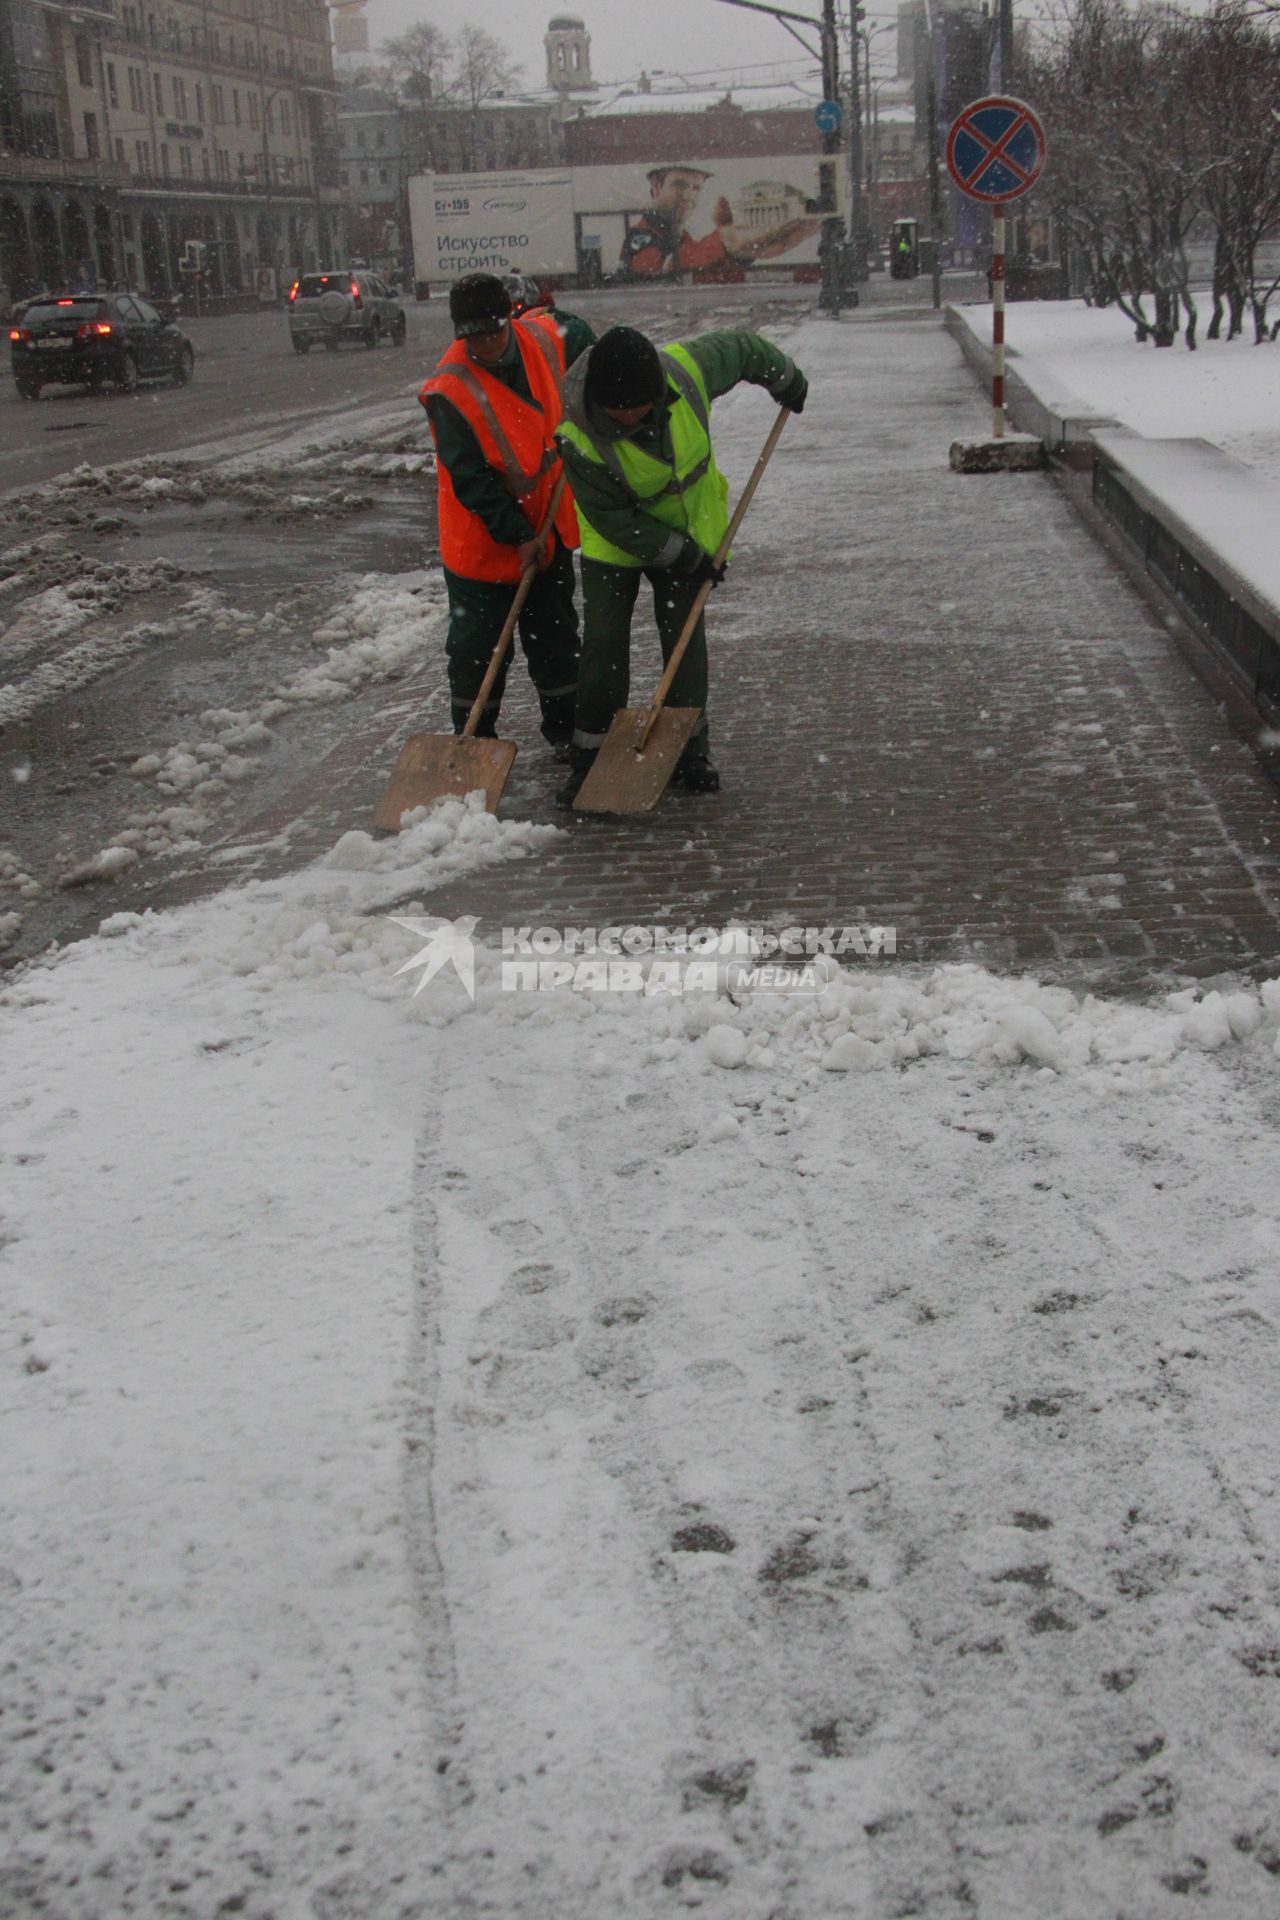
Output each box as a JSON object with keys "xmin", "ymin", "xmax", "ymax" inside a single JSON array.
[
  {"xmin": 449, "ymin": 272, "xmax": 512, "ymax": 338},
  {"xmin": 586, "ymin": 327, "xmax": 664, "ymax": 409}
]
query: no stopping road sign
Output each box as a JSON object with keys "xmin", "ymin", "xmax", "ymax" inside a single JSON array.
[{"xmin": 946, "ymin": 96, "xmax": 1046, "ymax": 204}]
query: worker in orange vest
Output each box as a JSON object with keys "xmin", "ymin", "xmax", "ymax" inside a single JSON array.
[{"xmin": 419, "ymin": 273, "xmax": 595, "ymax": 751}]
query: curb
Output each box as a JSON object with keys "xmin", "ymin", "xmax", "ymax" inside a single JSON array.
[{"xmin": 944, "ymin": 305, "xmax": 1280, "ymax": 734}]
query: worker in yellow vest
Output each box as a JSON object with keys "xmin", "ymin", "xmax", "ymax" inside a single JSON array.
[
  {"xmin": 419, "ymin": 273, "xmax": 595, "ymax": 750},
  {"xmin": 553, "ymin": 325, "xmax": 806, "ymax": 802}
]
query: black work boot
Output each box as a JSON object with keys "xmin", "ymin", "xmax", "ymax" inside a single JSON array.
[
  {"xmin": 555, "ymin": 746, "xmax": 598, "ymax": 809},
  {"xmin": 671, "ymin": 748, "xmax": 720, "ymax": 794},
  {"xmin": 539, "ymin": 692, "xmax": 576, "ymax": 761}
]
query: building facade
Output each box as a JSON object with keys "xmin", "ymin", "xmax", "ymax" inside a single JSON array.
[
  {"xmin": 337, "ymin": 83, "xmax": 404, "ymax": 279},
  {"xmin": 0, "ymin": 0, "xmax": 340, "ymax": 310}
]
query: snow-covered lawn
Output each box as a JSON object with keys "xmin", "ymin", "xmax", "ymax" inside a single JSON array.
[
  {"xmin": 957, "ymin": 300, "xmax": 1280, "ymax": 485},
  {"xmin": 4, "ymin": 797, "xmax": 1280, "ymax": 1918}
]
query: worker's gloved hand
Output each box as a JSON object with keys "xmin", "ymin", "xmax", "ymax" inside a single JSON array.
[
  {"xmin": 517, "ymin": 534, "xmax": 554, "ymax": 574},
  {"xmin": 772, "ymin": 367, "xmax": 808, "ymax": 415},
  {"xmin": 688, "ymin": 550, "xmax": 727, "ymax": 590}
]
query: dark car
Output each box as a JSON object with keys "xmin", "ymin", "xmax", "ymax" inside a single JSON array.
[
  {"xmin": 9, "ymin": 291, "xmax": 195, "ymax": 399},
  {"xmin": 501, "ymin": 274, "xmax": 554, "ymax": 320}
]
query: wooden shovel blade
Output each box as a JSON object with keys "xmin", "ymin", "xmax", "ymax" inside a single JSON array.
[
  {"xmin": 373, "ymin": 732, "xmax": 517, "ymax": 831},
  {"xmin": 572, "ymin": 708, "xmax": 702, "ymax": 814}
]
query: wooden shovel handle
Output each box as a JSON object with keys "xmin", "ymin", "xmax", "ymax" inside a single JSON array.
[
  {"xmin": 636, "ymin": 406, "xmax": 792, "ymax": 754},
  {"xmin": 461, "ymin": 470, "xmax": 569, "ymax": 740}
]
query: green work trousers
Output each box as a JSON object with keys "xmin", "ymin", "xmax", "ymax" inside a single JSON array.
[
  {"xmin": 574, "ymin": 559, "xmax": 710, "ymax": 754},
  {"xmin": 444, "ymin": 541, "xmax": 579, "ymax": 741}
]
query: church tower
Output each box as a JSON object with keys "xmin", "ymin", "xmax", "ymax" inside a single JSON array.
[{"xmin": 544, "ymin": 14, "xmax": 593, "ymax": 92}]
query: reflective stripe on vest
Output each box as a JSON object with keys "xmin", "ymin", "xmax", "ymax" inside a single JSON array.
[{"xmin": 421, "ymin": 313, "xmax": 578, "ymax": 583}]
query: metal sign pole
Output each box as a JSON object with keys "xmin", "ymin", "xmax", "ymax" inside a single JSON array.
[{"xmin": 992, "ymin": 209, "xmax": 1005, "ymax": 438}]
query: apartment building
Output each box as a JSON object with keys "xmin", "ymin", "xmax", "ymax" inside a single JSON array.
[{"xmin": 1, "ymin": 0, "xmax": 340, "ymax": 308}]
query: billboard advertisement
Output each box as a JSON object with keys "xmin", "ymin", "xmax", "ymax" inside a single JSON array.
[
  {"xmin": 572, "ymin": 156, "xmax": 834, "ymax": 280},
  {"xmin": 408, "ymin": 170, "xmax": 578, "ymax": 281}
]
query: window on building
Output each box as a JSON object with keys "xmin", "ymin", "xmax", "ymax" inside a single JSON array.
[
  {"xmin": 107, "ymin": 62, "xmax": 119, "ymax": 107},
  {"xmin": 159, "ymin": 142, "xmax": 170, "ymax": 174},
  {"xmin": 147, "ymin": 13, "xmax": 158, "ymax": 46},
  {"xmin": 233, "ymin": 90, "xmax": 241, "ymax": 125},
  {"xmin": 359, "ymin": 167, "xmax": 368, "ymax": 184},
  {"xmin": 123, "ymin": 5, "xmax": 140, "ymax": 39},
  {"xmin": 84, "ymin": 111, "xmax": 100, "ymax": 159},
  {"xmin": 174, "ymin": 78, "xmax": 187, "ymax": 118},
  {"xmin": 202, "ymin": 148, "xmax": 210, "ymax": 178},
  {"xmin": 76, "ymin": 35, "xmax": 93, "ymax": 87},
  {"xmin": 280, "ymin": 99, "xmax": 290, "ymax": 136},
  {"xmin": 115, "ymin": 136, "xmax": 125, "ymax": 162},
  {"xmin": 180, "ymin": 145, "xmax": 193, "ymax": 177},
  {"xmin": 136, "ymin": 139, "xmax": 150, "ymax": 173},
  {"xmin": 249, "ymin": 92, "xmax": 259, "ymax": 129},
  {"xmin": 128, "ymin": 67, "xmax": 144, "ymax": 112},
  {"xmin": 217, "ymin": 149, "xmax": 230, "ymax": 179},
  {"xmin": 152, "ymin": 71, "xmax": 163, "ymax": 110},
  {"xmin": 196, "ymin": 83, "xmax": 204, "ymax": 120},
  {"xmin": 379, "ymin": 167, "xmax": 388, "ymax": 184},
  {"xmin": 375, "ymin": 129, "xmax": 385, "ymax": 148},
  {"xmin": 357, "ymin": 129, "xmax": 366, "ymax": 148}
]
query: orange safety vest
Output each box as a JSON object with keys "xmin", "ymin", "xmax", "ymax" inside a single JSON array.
[{"xmin": 419, "ymin": 312, "xmax": 579, "ymax": 583}]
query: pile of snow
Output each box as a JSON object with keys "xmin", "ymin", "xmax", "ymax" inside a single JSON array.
[
  {"xmin": 282, "ymin": 575, "xmax": 445, "ymax": 705},
  {"xmin": 114, "ymin": 575, "xmax": 448, "ymax": 859},
  {"xmin": 372, "ymin": 925, "xmax": 1280, "ymax": 1082},
  {"xmin": 0, "ymin": 848, "xmax": 41, "ymax": 899}
]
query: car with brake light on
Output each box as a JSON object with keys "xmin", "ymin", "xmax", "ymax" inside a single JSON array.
[
  {"xmin": 501, "ymin": 274, "xmax": 554, "ymax": 319},
  {"xmin": 9, "ymin": 291, "xmax": 195, "ymax": 399},
  {"xmin": 286, "ymin": 270, "xmax": 407, "ymax": 353}
]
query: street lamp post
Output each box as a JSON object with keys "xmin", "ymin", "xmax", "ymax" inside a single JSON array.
[
  {"xmin": 921, "ymin": 0, "xmax": 944, "ymax": 312},
  {"xmin": 713, "ymin": 0, "xmax": 847, "ymax": 314},
  {"xmin": 847, "ymin": 5, "xmax": 864, "ymax": 279}
]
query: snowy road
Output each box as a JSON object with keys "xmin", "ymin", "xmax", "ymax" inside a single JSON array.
[{"xmin": 3, "ymin": 851, "xmax": 1280, "ymax": 1917}]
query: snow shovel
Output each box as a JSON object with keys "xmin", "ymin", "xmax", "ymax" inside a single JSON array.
[
  {"xmin": 373, "ymin": 474, "xmax": 568, "ymax": 831},
  {"xmin": 573, "ymin": 407, "xmax": 792, "ymax": 814}
]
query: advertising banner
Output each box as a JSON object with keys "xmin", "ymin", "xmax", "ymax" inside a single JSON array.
[
  {"xmin": 408, "ymin": 170, "xmax": 578, "ymax": 280},
  {"xmin": 572, "ymin": 156, "xmax": 837, "ymax": 279}
]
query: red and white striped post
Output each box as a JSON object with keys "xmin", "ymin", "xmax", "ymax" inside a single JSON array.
[{"xmin": 991, "ymin": 209, "xmax": 1006, "ymax": 439}]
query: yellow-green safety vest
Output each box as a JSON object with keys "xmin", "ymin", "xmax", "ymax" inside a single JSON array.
[{"xmin": 558, "ymin": 344, "xmax": 730, "ymax": 568}]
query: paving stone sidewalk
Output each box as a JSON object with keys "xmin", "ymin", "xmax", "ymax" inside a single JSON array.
[{"xmin": 396, "ymin": 309, "xmax": 1280, "ymax": 990}]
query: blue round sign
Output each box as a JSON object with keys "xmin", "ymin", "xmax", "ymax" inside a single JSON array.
[{"xmin": 815, "ymin": 99, "xmax": 843, "ymax": 134}]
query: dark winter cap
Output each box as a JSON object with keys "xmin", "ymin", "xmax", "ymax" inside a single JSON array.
[
  {"xmin": 585, "ymin": 327, "xmax": 664, "ymax": 410},
  {"xmin": 449, "ymin": 272, "xmax": 512, "ymax": 338}
]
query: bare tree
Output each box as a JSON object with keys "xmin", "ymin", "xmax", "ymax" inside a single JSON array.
[
  {"xmin": 383, "ymin": 22, "xmax": 453, "ymax": 106},
  {"xmin": 452, "ymin": 27, "xmax": 523, "ymax": 115},
  {"xmin": 1186, "ymin": 4, "xmax": 1280, "ymax": 343}
]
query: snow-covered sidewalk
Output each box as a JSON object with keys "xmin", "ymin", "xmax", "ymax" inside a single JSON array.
[
  {"xmin": 4, "ymin": 790, "xmax": 1280, "ymax": 1918},
  {"xmin": 953, "ymin": 299, "xmax": 1280, "ymax": 485}
]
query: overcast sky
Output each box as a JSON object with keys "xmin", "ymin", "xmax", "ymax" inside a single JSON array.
[{"xmin": 369, "ymin": 0, "xmax": 910, "ymax": 95}]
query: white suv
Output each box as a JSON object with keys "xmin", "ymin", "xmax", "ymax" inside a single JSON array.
[{"xmin": 287, "ymin": 270, "xmax": 407, "ymax": 353}]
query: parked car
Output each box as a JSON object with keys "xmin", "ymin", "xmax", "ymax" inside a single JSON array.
[
  {"xmin": 9, "ymin": 290, "xmax": 195, "ymax": 399},
  {"xmin": 286, "ymin": 270, "xmax": 407, "ymax": 353},
  {"xmin": 501, "ymin": 274, "xmax": 554, "ymax": 319}
]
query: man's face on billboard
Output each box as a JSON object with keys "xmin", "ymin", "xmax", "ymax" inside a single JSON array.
[{"xmin": 652, "ymin": 170, "xmax": 705, "ymax": 222}]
